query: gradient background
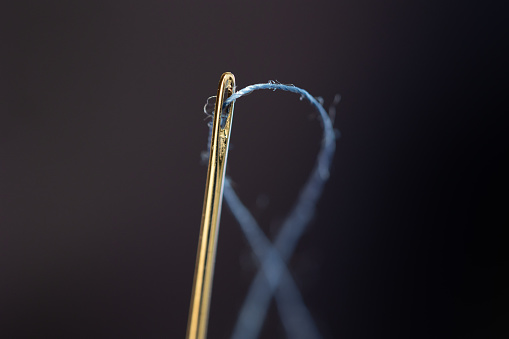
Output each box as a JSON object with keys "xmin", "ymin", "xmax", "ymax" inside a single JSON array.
[{"xmin": 1, "ymin": 1, "xmax": 506, "ymax": 338}]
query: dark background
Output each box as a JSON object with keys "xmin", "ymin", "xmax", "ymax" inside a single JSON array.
[{"xmin": 1, "ymin": 1, "xmax": 506, "ymax": 338}]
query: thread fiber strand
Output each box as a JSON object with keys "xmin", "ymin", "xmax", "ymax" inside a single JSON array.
[{"xmin": 203, "ymin": 82, "xmax": 337, "ymax": 339}]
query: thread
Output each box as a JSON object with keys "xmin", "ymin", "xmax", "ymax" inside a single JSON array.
[{"xmin": 203, "ymin": 82, "xmax": 337, "ymax": 339}]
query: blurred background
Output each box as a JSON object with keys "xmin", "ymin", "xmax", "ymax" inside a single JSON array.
[{"xmin": 1, "ymin": 1, "xmax": 506, "ymax": 338}]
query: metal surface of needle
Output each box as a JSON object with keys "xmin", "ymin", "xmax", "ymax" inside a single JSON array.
[{"xmin": 186, "ymin": 72, "xmax": 236, "ymax": 339}]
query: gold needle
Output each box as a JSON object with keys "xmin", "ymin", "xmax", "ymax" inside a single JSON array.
[{"xmin": 186, "ymin": 72, "xmax": 236, "ymax": 339}]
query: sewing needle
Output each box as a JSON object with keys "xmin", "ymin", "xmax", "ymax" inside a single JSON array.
[{"xmin": 186, "ymin": 72, "xmax": 236, "ymax": 339}]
